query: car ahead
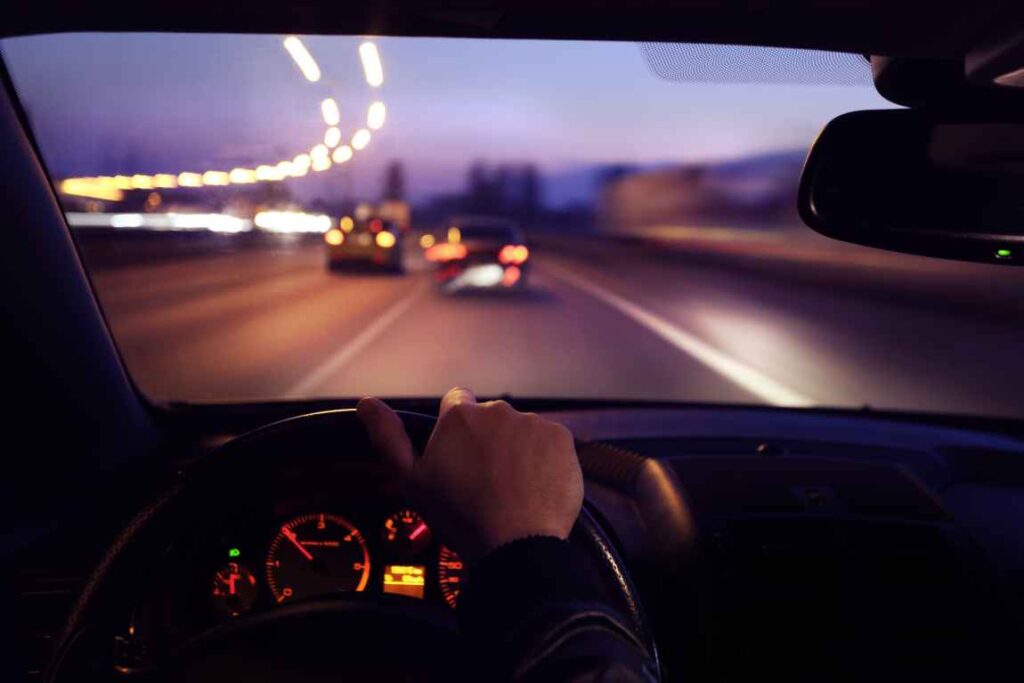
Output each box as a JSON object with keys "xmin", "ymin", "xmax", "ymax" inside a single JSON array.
[
  {"xmin": 325, "ymin": 217, "xmax": 404, "ymax": 273},
  {"xmin": 425, "ymin": 216, "xmax": 529, "ymax": 291}
]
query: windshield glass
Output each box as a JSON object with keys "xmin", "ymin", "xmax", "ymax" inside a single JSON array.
[{"xmin": 3, "ymin": 33, "xmax": 1022, "ymax": 416}]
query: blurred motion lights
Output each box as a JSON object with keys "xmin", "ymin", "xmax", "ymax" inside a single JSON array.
[
  {"xmin": 59, "ymin": 179, "xmax": 124, "ymax": 201},
  {"xmin": 419, "ymin": 234, "xmax": 436, "ymax": 249},
  {"xmin": 321, "ymin": 97, "xmax": 340, "ymax": 126},
  {"xmin": 256, "ymin": 165, "xmax": 284, "ymax": 181},
  {"xmin": 254, "ymin": 210, "xmax": 331, "ymax": 234},
  {"xmin": 202, "ymin": 171, "xmax": 230, "ymax": 186},
  {"xmin": 290, "ymin": 154, "xmax": 311, "ymax": 177},
  {"xmin": 229, "ymin": 168, "xmax": 257, "ymax": 184},
  {"xmin": 367, "ymin": 102, "xmax": 386, "ymax": 130},
  {"xmin": 58, "ymin": 38, "xmax": 387, "ymax": 200},
  {"xmin": 152, "ymin": 174, "xmax": 178, "ymax": 189},
  {"xmin": 359, "ymin": 42, "xmax": 384, "ymax": 87},
  {"xmin": 332, "ymin": 145, "xmax": 353, "ymax": 164},
  {"xmin": 65, "ymin": 212, "xmax": 250, "ymax": 233},
  {"xmin": 311, "ymin": 156, "xmax": 332, "ymax": 172},
  {"xmin": 283, "ymin": 36, "xmax": 322, "ymax": 82},
  {"xmin": 375, "ymin": 231, "xmax": 397, "ymax": 248},
  {"xmin": 177, "ymin": 172, "xmax": 203, "ymax": 187},
  {"xmin": 324, "ymin": 229, "xmax": 344, "ymax": 246},
  {"xmin": 339, "ymin": 216, "xmax": 355, "ymax": 232},
  {"xmin": 351, "ymin": 129, "xmax": 371, "ymax": 151}
]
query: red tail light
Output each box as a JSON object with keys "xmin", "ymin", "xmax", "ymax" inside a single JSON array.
[
  {"xmin": 502, "ymin": 265, "xmax": 521, "ymax": 287},
  {"xmin": 498, "ymin": 244, "xmax": 529, "ymax": 265},
  {"xmin": 426, "ymin": 243, "xmax": 468, "ymax": 262}
]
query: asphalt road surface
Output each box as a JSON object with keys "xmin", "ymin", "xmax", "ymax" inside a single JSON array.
[{"xmin": 87, "ymin": 235, "xmax": 1024, "ymax": 419}]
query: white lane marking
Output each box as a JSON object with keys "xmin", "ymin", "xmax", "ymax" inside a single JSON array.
[
  {"xmin": 285, "ymin": 282, "xmax": 430, "ymax": 398},
  {"xmin": 545, "ymin": 264, "xmax": 815, "ymax": 407}
]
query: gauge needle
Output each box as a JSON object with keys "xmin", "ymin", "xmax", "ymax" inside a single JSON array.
[
  {"xmin": 409, "ymin": 522, "xmax": 428, "ymax": 541},
  {"xmin": 281, "ymin": 526, "xmax": 314, "ymax": 561}
]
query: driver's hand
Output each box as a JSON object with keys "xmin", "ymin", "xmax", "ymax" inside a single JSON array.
[{"xmin": 357, "ymin": 387, "xmax": 583, "ymax": 562}]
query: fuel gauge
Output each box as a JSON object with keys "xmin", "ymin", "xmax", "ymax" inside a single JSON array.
[
  {"xmin": 211, "ymin": 561, "xmax": 258, "ymax": 617},
  {"xmin": 382, "ymin": 510, "xmax": 432, "ymax": 558}
]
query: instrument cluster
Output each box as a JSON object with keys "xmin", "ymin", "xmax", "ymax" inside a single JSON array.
[{"xmin": 203, "ymin": 506, "xmax": 465, "ymax": 620}]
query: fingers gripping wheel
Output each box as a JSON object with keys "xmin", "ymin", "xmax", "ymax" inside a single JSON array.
[{"xmin": 47, "ymin": 410, "xmax": 651, "ymax": 681}]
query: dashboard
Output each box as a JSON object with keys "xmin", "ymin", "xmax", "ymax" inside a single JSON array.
[{"xmin": 16, "ymin": 405, "xmax": 1024, "ymax": 682}]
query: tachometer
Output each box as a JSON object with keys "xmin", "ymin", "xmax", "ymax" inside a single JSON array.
[{"xmin": 265, "ymin": 513, "xmax": 370, "ymax": 604}]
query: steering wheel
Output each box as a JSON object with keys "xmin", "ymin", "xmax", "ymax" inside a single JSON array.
[{"xmin": 46, "ymin": 410, "xmax": 653, "ymax": 681}]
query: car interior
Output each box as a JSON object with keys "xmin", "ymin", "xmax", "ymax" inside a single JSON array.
[{"xmin": 5, "ymin": 2, "xmax": 1024, "ymax": 682}]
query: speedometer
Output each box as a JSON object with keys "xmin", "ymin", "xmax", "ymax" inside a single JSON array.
[
  {"xmin": 438, "ymin": 546, "xmax": 465, "ymax": 609},
  {"xmin": 265, "ymin": 513, "xmax": 370, "ymax": 603}
]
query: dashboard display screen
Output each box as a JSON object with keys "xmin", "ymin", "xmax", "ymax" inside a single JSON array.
[{"xmin": 383, "ymin": 564, "xmax": 426, "ymax": 599}]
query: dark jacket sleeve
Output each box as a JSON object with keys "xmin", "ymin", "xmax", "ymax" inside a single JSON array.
[{"xmin": 457, "ymin": 536, "xmax": 659, "ymax": 682}]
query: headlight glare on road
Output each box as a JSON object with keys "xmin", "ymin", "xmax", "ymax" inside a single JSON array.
[
  {"xmin": 458, "ymin": 264, "xmax": 504, "ymax": 288},
  {"xmin": 376, "ymin": 231, "xmax": 397, "ymax": 248}
]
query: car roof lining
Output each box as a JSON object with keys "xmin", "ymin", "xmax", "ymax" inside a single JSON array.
[{"xmin": 1, "ymin": 1, "xmax": 1020, "ymax": 59}]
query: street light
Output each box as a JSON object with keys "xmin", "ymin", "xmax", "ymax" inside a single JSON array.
[
  {"xmin": 367, "ymin": 101, "xmax": 386, "ymax": 130},
  {"xmin": 351, "ymin": 129, "xmax": 371, "ymax": 150},
  {"xmin": 283, "ymin": 36, "xmax": 321, "ymax": 82},
  {"xmin": 359, "ymin": 42, "xmax": 384, "ymax": 87}
]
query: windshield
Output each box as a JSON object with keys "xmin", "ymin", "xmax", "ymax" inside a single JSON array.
[{"xmin": 3, "ymin": 33, "xmax": 1022, "ymax": 417}]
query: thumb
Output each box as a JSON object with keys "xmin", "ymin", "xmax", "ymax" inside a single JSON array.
[{"xmin": 357, "ymin": 397, "xmax": 416, "ymax": 480}]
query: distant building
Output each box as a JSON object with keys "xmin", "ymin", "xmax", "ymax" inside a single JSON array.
[{"xmin": 597, "ymin": 151, "xmax": 806, "ymax": 235}]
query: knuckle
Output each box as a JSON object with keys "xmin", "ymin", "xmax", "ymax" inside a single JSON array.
[
  {"xmin": 445, "ymin": 403, "xmax": 474, "ymax": 423},
  {"xmin": 483, "ymin": 399, "xmax": 515, "ymax": 414}
]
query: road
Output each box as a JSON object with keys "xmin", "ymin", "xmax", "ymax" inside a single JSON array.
[{"xmin": 87, "ymin": 235, "xmax": 1024, "ymax": 419}]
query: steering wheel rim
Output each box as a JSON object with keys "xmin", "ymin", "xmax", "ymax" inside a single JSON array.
[{"xmin": 47, "ymin": 409, "xmax": 652, "ymax": 681}]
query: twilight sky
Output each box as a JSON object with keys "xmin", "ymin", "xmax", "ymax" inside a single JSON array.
[{"xmin": 1, "ymin": 33, "xmax": 892, "ymax": 205}]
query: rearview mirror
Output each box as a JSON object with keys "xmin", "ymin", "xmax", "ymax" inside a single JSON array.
[{"xmin": 799, "ymin": 109, "xmax": 1024, "ymax": 265}]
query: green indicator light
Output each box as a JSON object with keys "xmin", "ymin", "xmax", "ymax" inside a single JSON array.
[
  {"xmin": 995, "ymin": 249, "xmax": 1012, "ymax": 259},
  {"xmin": 228, "ymin": 548, "xmax": 241, "ymax": 558}
]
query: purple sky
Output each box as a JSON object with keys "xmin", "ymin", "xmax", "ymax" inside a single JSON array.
[{"xmin": 1, "ymin": 34, "xmax": 892, "ymax": 205}]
